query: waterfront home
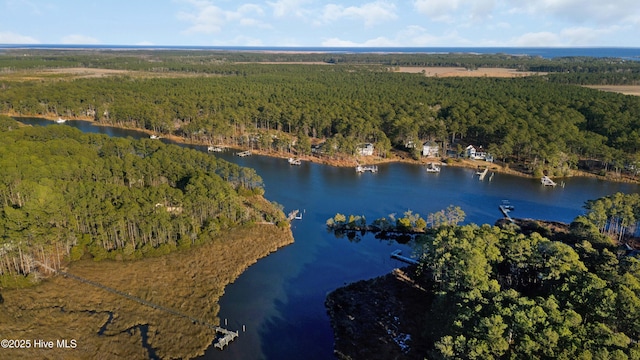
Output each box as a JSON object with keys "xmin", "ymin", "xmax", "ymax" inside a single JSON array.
[
  {"xmin": 422, "ymin": 141, "xmax": 440, "ymax": 157},
  {"xmin": 357, "ymin": 143, "xmax": 375, "ymax": 156},
  {"xmin": 466, "ymin": 145, "xmax": 490, "ymax": 161}
]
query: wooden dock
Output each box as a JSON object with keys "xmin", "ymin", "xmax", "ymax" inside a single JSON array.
[
  {"xmin": 287, "ymin": 209, "xmax": 303, "ymax": 221},
  {"xmin": 498, "ymin": 201, "xmax": 515, "ymax": 223},
  {"xmin": 390, "ymin": 250, "xmax": 420, "ymax": 265},
  {"xmin": 541, "ymin": 176, "xmax": 556, "ymax": 186},
  {"xmin": 356, "ymin": 165, "xmax": 378, "ymax": 173},
  {"xmin": 236, "ymin": 150, "xmax": 252, "ymax": 157},
  {"xmin": 476, "ymin": 167, "xmax": 489, "ymax": 180},
  {"xmin": 214, "ymin": 328, "xmax": 239, "ymax": 350}
]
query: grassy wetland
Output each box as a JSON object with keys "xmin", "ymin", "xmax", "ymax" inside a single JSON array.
[{"xmin": 0, "ymin": 223, "xmax": 293, "ymax": 359}]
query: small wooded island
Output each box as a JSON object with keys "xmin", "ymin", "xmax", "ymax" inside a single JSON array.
[
  {"xmin": 325, "ymin": 195, "xmax": 640, "ymax": 359},
  {"xmin": 0, "ymin": 116, "xmax": 293, "ymax": 359}
]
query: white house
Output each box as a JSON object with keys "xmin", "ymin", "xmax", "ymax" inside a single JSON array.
[
  {"xmin": 422, "ymin": 141, "xmax": 440, "ymax": 157},
  {"xmin": 357, "ymin": 143, "xmax": 375, "ymax": 156},
  {"xmin": 466, "ymin": 145, "xmax": 488, "ymax": 160}
]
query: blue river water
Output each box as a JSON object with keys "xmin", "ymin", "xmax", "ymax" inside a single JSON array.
[{"xmin": 16, "ymin": 118, "xmax": 640, "ymax": 359}]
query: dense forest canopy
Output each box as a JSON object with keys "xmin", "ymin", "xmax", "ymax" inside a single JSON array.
[
  {"xmin": 325, "ymin": 194, "xmax": 640, "ymax": 358},
  {"xmin": 0, "ymin": 116, "xmax": 282, "ymax": 286},
  {"xmin": 2, "ymin": 54, "xmax": 640, "ymax": 175},
  {"xmin": 418, "ymin": 225, "xmax": 640, "ymax": 359},
  {"xmin": 409, "ymin": 194, "xmax": 640, "ymax": 359}
]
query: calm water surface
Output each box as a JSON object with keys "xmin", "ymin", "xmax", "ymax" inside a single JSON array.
[{"xmin": 17, "ymin": 118, "xmax": 640, "ymax": 359}]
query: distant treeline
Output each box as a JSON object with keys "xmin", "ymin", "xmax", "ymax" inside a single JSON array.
[
  {"xmin": 0, "ymin": 116, "xmax": 284, "ymax": 285},
  {"xmin": 1, "ymin": 50, "xmax": 639, "ymax": 84},
  {"xmin": 2, "ymin": 60, "xmax": 640, "ymax": 176}
]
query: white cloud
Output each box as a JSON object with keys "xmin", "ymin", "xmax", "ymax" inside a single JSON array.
[
  {"xmin": 178, "ymin": 0, "xmax": 267, "ymax": 34},
  {"xmin": 267, "ymin": 0, "xmax": 311, "ymax": 18},
  {"xmin": 508, "ymin": 31, "xmax": 561, "ymax": 47},
  {"xmin": 413, "ymin": 0, "xmax": 496, "ymax": 23},
  {"xmin": 0, "ymin": 31, "xmax": 39, "ymax": 44},
  {"xmin": 5, "ymin": 0, "xmax": 42, "ymax": 15},
  {"xmin": 507, "ymin": 0, "xmax": 640, "ymax": 25},
  {"xmin": 208, "ymin": 35, "xmax": 264, "ymax": 46},
  {"xmin": 320, "ymin": 1, "xmax": 397, "ymax": 27},
  {"xmin": 322, "ymin": 26, "xmax": 470, "ymax": 47},
  {"xmin": 470, "ymin": 0, "xmax": 496, "ymax": 22},
  {"xmin": 321, "ymin": 36, "xmax": 397, "ymax": 47},
  {"xmin": 560, "ymin": 25, "xmax": 620, "ymax": 45},
  {"xmin": 413, "ymin": 0, "xmax": 460, "ymax": 22},
  {"xmin": 399, "ymin": 26, "xmax": 469, "ymax": 46},
  {"xmin": 136, "ymin": 41, "xmax": 155, "ymax": 46},
  {"xmin": 60, "ymin": 34, "xmax": 100, "ymax": 44}
]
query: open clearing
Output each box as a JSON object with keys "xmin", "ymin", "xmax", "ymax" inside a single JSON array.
[
  {"xmin": 584, "ymin": 85, "xmax": 640, "ymax": 96},
  {"xmin": 0, "ymin": 67, "xmax": 219, "ymax": 80},
  {"xmin": 395, "ymin": 66, "xmax": 545, "ymax": 78}
]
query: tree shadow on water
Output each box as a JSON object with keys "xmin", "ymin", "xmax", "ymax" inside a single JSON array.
[{"xmin": 259, "ymin": 296, "xmax": 335, "ymax": 360}]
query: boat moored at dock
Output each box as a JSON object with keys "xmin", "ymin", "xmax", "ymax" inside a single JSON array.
[
  {"xmin": 208, "ymin": 146, "xmax": 225, "ymax": 152},
  {"xmin": 288, "ymin": 157, "xmax": 302, "ymax": 165},
  {"xmin": 355, "ymin": 165, "xmax": 378, "ymax": 173},
  {"xmin": 425, "ymin": 162, "xmax": 441, "ymax": 173}
]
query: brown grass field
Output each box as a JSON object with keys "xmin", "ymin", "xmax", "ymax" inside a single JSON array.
[{"xmin": 584, "ymin": 85, "xmax": 640, "ymax": 96}]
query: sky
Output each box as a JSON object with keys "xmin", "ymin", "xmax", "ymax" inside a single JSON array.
[{"xmin": 1, "ymin": 0, "xmax": 640, "ymax": 47}]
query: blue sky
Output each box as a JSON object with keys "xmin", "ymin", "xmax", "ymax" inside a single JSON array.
[{"xmin": 1, "ymin": 0, "xmax": 639, "ymax": 47}]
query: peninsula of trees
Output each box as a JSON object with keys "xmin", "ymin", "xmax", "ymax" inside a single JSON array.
[
  {"xmin": 0, "ymin": 115, "xmax": 285, "ymax": 286},
  {"xmin": 1, "ymin": 50, "xmax": 640, "ymax": 178},
  {"xmin": 326, "ymin": 194, "xmax": 640, "ymax": 359}
]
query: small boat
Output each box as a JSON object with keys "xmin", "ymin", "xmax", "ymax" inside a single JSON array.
[
  {"xmin": 425, "ymin": 162, "xmax": 441, "ymax": 173},
  {"xmin": 55, "ymin": 118, "xmax": 66, "ymax": 124},
  {"xmin": 150, "ymin": 135, "xmax": 161, "ymax": 139},
  {"xmin": 208, "ymin": 146, "xmax": 224, "ymax": 152},
  {"xmin": 288, "ymin": 158, "xmax": 302, "ymax": 165},
  {"xmin": 501, "ymin": 200, "xmax": 514, "ymax": 211}
]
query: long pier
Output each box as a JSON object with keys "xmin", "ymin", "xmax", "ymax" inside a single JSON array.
[
  {"xmin": 499, "ymin": 205, "xmax": 515, "ymax": 223},
  {"xmin": 34, "ymin": 261, "xmax": 239, "ymax": 350},
  {"xmin": 390, "ymin": 250, "xmax": 420, "ymax": 265},
  {"xmin": 476, "ymin": 167, "xmax": 489, "ymax": 181}
]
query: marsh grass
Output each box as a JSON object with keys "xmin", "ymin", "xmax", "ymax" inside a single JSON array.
[{"xmin": 0, "ymin": 224, "xmax": 293, "ymax": 359}]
